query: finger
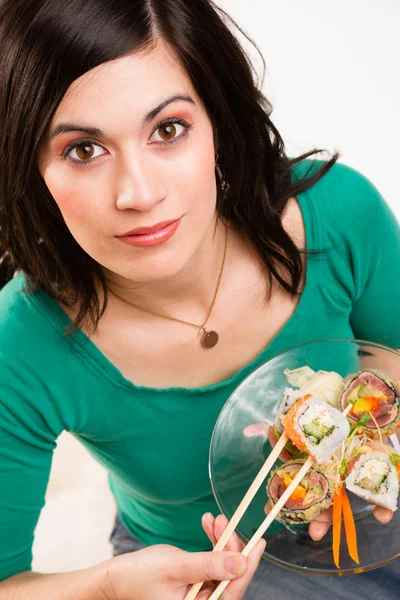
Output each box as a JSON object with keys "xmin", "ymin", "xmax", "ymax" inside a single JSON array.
[
  {"xmin": 175, "ymin": 550, "xmax": 248, "ymax": 585},
  {"xmin": 196, "ymin": 584, "xmax": 217, "ymax": 600},
  {"xmin": 223, "ymin": 539, "xmax": 266, "ymax": 600},
  {"xmin": 267, "ymin": 427, "xmax": 292, "ymax": 461},
  {"xmin": 214, "ymin": 514, "xmax": 244, "ymax": 552},
  {"xmin": 265, "ymin": 499, "xmax": 332, "ymax": 542},
  {"xmin": 308, "ymin": 508, "xmax": 333, "ymax": 541},
  {"xmin": 373, "ymin": 506, "xmax": 394, "ymax": 524},
  {"xmin": 243, "ymin": 423, "xmax": 270, "ymax": 438},
  {"xmin": 202, "ymin": 513, "xmax": 218, "ymax": 547}
]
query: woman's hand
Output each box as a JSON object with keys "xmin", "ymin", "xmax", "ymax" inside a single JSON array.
[
  {"xmin": 307, "ymin": 503, "xmax": 393, "ymax": 540},
  {"xmin": 244, "ymin": 423, "xmax": 394, "ymax": 540},
  {"xmin": 100, "ymin": 515, "xmax": 265, "ymax": 600},
  {"xmin": 308, "ymin": 438, "xmax": 395, "ymax": 540},
  {"xmin": 201, "ymin": 512, "xmax": 266, "ymax": 597}
]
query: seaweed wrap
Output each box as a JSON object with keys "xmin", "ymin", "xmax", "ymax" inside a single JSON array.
[
  {"xmin": 267, "ymin": 459, "xmax": 334, "ymax": 523},
  {"xmin": 340, "ymin": 370, "xmax": 400, "ymax": 438}
]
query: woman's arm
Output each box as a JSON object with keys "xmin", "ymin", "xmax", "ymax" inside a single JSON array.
[
  {"xmin": 0, "ymin": 568, "xmax": 107, "ymax": 600},
  {"xmin": 0, "ymin": 532, "xmax": 265, "ymax": 600}
]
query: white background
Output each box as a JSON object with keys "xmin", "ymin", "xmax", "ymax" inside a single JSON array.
[
  {"xmin": 218, "ymin": 0, "xmax": 400, "ymax": 215},
  {"xmin": 32, "ymin": 0, "xmax": 400, "ymax": 573}
]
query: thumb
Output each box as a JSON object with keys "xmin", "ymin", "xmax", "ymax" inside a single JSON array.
[
  {"xmin": 243, "ymin": 423, "xmax": 270, "ymax": 438},
  {"xmin": 175, "ymin": 550, "xmax": 248, "ymax": 584}
]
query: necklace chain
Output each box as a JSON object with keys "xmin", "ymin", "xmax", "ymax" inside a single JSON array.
[{"xmin": 116, "ymin": 227, "xmax": 228, "ymax": 334}]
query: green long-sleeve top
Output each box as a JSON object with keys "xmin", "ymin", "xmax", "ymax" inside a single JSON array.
[{"xmin": 1, "ymin": 162, "xmax": 400, "ymax": 581}]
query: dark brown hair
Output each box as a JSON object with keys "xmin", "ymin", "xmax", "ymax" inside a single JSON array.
[{"xmin": 0, "ymin": 0, "xmax": 337, "ymax": 331}]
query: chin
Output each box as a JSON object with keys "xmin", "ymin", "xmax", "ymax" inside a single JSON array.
[
  {"xmin": 107, "ymin": 256, "xmax": 191, "ymax": 285},
  {"xmin": 101, "ymin": 224, "xmax": 210, "ymax": 284}
]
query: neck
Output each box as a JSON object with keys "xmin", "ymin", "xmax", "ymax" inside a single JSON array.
[{"xmin": 106, "ymin": 218, "xmax": 228, "ymax": 319}]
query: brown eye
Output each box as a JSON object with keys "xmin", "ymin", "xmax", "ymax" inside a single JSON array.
[
  {"xmin": 75, "ymin": 143, "xmax": 95, "ymax": 160},
  {"xmin": 157, "ymin": 124, "xmax": 177, "ymax": 141},
  {"xmin": 65, "ymin": 141, "xmax": 105, "ymax": 164},
  {"xmin": 149, "ymin": 120, "xmax": 190, "ymax": 145}
]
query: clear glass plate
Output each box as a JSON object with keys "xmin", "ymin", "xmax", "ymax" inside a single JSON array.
[{"xmin": 209, "ymin": 339, "xmax": 400, "ymax": 575}]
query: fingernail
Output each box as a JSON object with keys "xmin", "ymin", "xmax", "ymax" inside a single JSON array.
[
  {"xmin": 310, "ymin": 528, "xmax": 324, "ymax": 541},
  {"xmin": 226, "ymin": 555, "xmax": 247, "ymax": 577}
]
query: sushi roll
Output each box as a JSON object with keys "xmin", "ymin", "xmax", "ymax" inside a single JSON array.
[
  {"xmin": 266, "ymin": 459, "xmax": 334, "ymax": 523},
  {"xmin": 271, "ymin": 426, "xmax": 308, "ymax": 460},
  {"xmin": 345, "ymin": 450, "xmax": 399, "ymax": 511},
  {"xmin": 273, "ymin": 388, "xmax": 308, "ymax": 458},
  {"xmin": 340, "ymin": 370, "xmax": 400, "ymax": 438},
  {"xmin": 282, "ymin": 395, "xmax": 350, "ymax": 464}
]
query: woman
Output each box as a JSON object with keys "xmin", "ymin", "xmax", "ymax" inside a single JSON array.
[{"xmin": 0, "ymin": 0, "xmax": 399, "ymax": 598}]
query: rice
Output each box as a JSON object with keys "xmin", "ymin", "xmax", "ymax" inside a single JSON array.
[
  {"xmin": 345, "ymin": 451, "xmax": 399, "ymax": 511},
  {"xmin": 291, "ymin": 397, "xmax": 350, "ymax": 463}
]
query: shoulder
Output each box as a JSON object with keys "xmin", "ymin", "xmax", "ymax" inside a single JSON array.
[
  {"xmin": 294, "ymin": 160, "xmax": 398, "ymax": 246},
  {"xmin": 282, "ymin": 158, "xmax": 378, "ymax": 249},
  {"xmin": 0, "ymin": 273, "xmax": 72, "ymax": 436},
  {"xmin": 0, "ymin": 272, "xmax": 43, "ymax": 341},
  {"xmin": 293, "ymin": 160, "xmax": 400, "ymax": 302},
  {"xmin": 296, "ymin": 160, "xmax": 390, "ymax": 221},
  {"xmin": 294, "ymin": 158, "xmax": 377, "ymax": 192},
  {"xmin": 0, "ymin": 273, "xmax": 34, "ymax": 340},
  {"xmin": 0, "ymin": 272, "xmax": 67, "ymax": 366}
]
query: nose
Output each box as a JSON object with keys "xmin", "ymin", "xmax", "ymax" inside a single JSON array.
[{"xmin": 115, "ymin": 153, "xmax": 167, "ymax": 212}]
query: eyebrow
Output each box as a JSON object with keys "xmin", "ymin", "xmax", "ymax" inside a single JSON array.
[{"xmin": 48, "ymin": 94, "xmax": 196, "ymax": 141}]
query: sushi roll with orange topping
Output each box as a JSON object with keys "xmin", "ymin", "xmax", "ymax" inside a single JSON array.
[
  {"xmin": 282, "ymin": 395, "xmax": 350, "ymax": 463},
  {"xmin": 340, "ymin": 370, "xmax": 400, "ymax": 438},
  {"xmin": 272, "ymin": 388, "xmax": 308, "ymax": 458}
]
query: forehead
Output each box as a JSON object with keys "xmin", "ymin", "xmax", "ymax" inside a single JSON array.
[{"xmin": 52, "ymin": 43, "xmax": 198, "ymax": 124}]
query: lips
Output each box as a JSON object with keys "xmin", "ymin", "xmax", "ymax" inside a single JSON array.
[
  {"xmin": 119, "ymin": 219, "xmax": 179, "ymax": 237},
  {"xmin": 116, "ymin": 218, "xmax": 182, "ymax": 248}
]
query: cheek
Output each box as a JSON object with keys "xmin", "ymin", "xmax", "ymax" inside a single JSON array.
[
  {"xmin": 171, "ymin": 137, "xmax": 216, "ymax": 210},
  {"xmin": 42, "ymin": 165, "xmax": 107, "ymax": 230},
  {"xmin": 191, "ymin": 145, "xmax": 217, "ymax": 213}
]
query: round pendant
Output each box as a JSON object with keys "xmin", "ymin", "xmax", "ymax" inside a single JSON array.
[{"xmin": 201, "ymin": 329, "xmax": 219, "ymax": 349}]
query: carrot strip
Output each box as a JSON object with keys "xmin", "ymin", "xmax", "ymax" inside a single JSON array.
[
  {"xmin": 342, "ymin": 488, "xmax": 360, "ymax": 565},
  {"xmin": 332, "ymin": 486, "xmax": 343, "ymax": 569}
]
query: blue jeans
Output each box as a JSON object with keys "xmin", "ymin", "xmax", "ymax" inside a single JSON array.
[{"xmin": 110, "ymin": 515, "xmax": 400, "ymax": 599}]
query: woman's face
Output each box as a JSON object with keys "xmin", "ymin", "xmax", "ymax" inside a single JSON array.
[{"xmin": 39, "ymin": 44, "xmax": 217, "ymax": 285}]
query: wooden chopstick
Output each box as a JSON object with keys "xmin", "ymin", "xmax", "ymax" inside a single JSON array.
[
  {"xmin": 208, "ymin": 456, "xmax": 314, "ymax": 600},
  {"xmin": 183, "ymin": 431, "xmax": 289, "ymax": 600},
  {"xmin": 209, "ymin": 404, "xmax": 354, "ymax": 600},
  {"xmin": 187, "ymin": 404, "xmax": 354, "ymax": 600}
]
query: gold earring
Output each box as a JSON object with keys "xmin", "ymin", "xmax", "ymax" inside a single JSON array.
[{"xmin": 215, "ymin": 159, "xmax": 230, "ymax": 195}]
